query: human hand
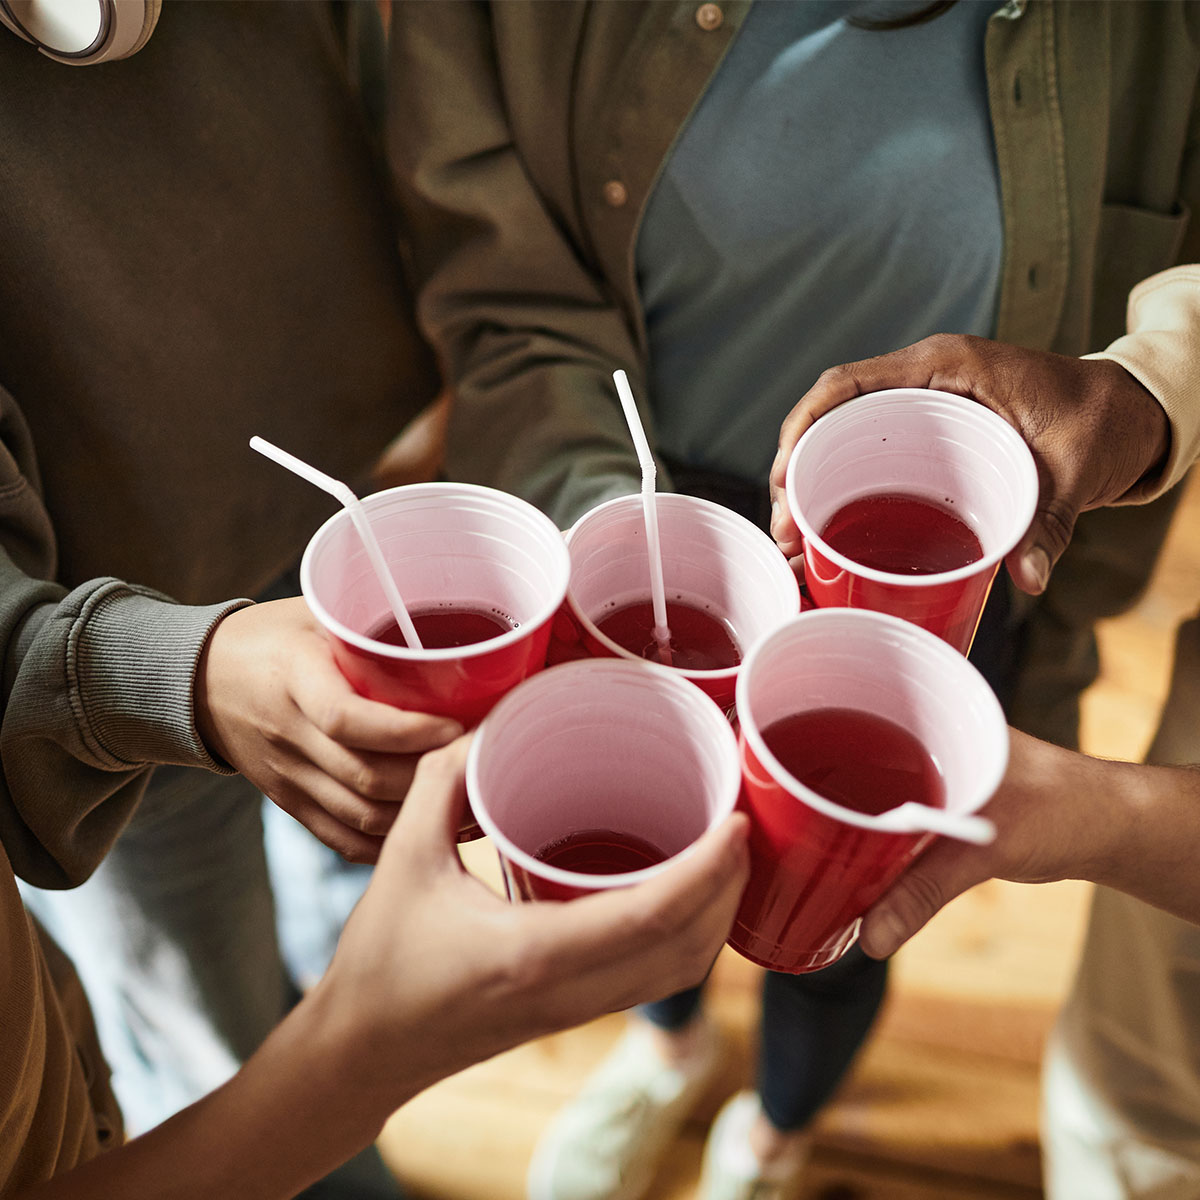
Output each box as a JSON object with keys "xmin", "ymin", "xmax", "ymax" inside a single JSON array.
[
  {"xmin": 858, "ymin": 729, "xmax": 1117, "ymax": 959},
  {"xmin": 769, "ymin": 335, "xmax": 1170, "ymax": 594},
  {"xmin": 320, "ymin": 738, "xmax": 751, "ymax": 1106},
  {"xmin": 194, "ymin": 596, "xmax": 463, "ymax": 861},
  {"xmin": 12, "ymin": 738, "xmax": 747, "ymax": 1200}
]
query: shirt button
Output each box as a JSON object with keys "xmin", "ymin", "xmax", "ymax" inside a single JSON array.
[
  {"xmin": 603, "ymin": 180, "xmax": 628, "ymax": 208},
  {"xmin": 695, "ymin": 3, "xmax": 723, "ymax": 31}
]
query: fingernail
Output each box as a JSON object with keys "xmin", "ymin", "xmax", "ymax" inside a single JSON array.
[
  {"xmin": 861, "ymin": 909, "xmax": 904, "ymax": 960},
  {"xmin": 771, "ymin": 498, "xmax": 782, "ymax": 529},
  {"xmin": 1025, "ymin": 546, "xmax": 1051, "ymax": 593}
]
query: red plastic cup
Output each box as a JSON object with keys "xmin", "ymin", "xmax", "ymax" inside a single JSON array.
[
  {"xmin": 300, "ymin": 482, "xmax": 571, "ymax": 838},
  {"xmin": 728, "ymin": 608, "xmax": 1008, "ymax": 974},
  {"xmin": 785, "ymin": 389, "xmax": 1038, "ymax": 655},
  {"xmin": 558, "ymin": 493, "xmax": 801, "ymax": 710},
  {"xmin": 467, "ymin": 658, "xmax": 741, "ymax": 902}
]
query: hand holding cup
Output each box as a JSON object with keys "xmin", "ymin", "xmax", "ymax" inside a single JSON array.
[
  {"xmin": 195, "ymin": 596, "xmax": 462, "ymax": 862},
  {"xmin": 769, "ymin": 334, "xmax": 1170, "ymax": 594},
  {"xmin": 776, "ymin": 385, "xmax": 1037, "ymax": 654},
  {"xmin": 728, "ymin": 608, "xmax": 1006, "ymax": 974},
  {"xmin": 300, "ymin": 481, "xmax": 571, "ymax": 840},
  {"xmin": 323, "ymin": 736, "xmax": 750, "ymax": 1108}
]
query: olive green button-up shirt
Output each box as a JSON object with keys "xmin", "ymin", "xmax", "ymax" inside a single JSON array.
[{"xmin": 388, "ymin": 0, "xmax": 1200, "ymax": 528}]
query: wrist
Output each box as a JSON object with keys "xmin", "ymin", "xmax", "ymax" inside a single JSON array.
[
  {"xmin": 1082, "ymin": 756, "xmax": 1161, "ymax": 892},
  {"xmin": 1088, "ymin": 358, "xmax": 1171, "ymax": 494},
  {"xmin": 303, "ymin": 968, "xmax": 423, "ymax": 1123},
  {"xmin": 192, "ymin": 608, "xmax": 245, "ymax": 766},
  {"xmin": 1126, "ymin": 376, "xmax": 1171, "ymax": 487},
  {"xmin": 282, "ymin": 981, "xmax": 398, "ymax": 1141}
]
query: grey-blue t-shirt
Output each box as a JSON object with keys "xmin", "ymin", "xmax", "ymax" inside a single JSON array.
[{"xmin": 636, "ymin": 0, "xmax": 1003, "ymax": 483}]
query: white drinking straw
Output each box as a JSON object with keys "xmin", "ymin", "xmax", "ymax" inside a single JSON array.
[
  {"xmin": 249, "ymin": 436, "xmax": 424, "ymax": 650},
  {"xmin": 612, "ymin": 370, "xmax": 672, "ymax": 665},
  {"xmin": 871, "ymin": 802, "xmax": 996, "ymax": 845}
]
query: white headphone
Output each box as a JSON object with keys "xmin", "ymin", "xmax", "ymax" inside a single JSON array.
[{"xmin": 0, "ymin": 0, "xmax": 159, "ymax": 65}]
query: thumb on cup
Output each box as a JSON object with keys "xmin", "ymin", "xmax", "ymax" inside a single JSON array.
[
  {"xmin": 769, "ymin": 492, "xmax": 804, "ymax": 560},
  {"xmin": 858, "ymin": 841, "xmax": 994, "ymax": 959},
  {"xmin": 380, "ymin": 736, "xmax": 475, "ymax": 864},
  {"xmin": 1004, "ymin": 491, "xmax": 1080, "ymax": 596}
]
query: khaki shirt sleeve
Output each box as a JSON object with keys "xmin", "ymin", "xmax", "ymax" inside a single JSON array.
[{"xmin": 1087, "ymin": 264, "xmax": 1200, "ymax": 502}]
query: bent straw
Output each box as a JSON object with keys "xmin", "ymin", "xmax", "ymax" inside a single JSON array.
[
  {"xmin": 871, "ymin": 802, "xmax": 996, "ymax": 845},
  {"xmin": 249, "ymin": 436, "xmax": 424, "ymax": 650},
  {"xmin": 612, "ymin": 370, "xmax": 672, "ymax": 665}
]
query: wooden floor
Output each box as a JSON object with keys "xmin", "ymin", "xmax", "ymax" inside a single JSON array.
[{"xmin": 376, "ymin": 470, "xmax": 1200, "ymax": 1200}]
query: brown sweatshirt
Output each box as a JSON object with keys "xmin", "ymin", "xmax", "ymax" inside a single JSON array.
[{"xmin": 0, "ymin": 1, "xmax": 437, "ymax": 1188}]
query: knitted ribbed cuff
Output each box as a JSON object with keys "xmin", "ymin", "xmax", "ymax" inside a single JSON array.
[{"xmin": 67, "ymin": 583, "xmax": 252, "ymax": 772}]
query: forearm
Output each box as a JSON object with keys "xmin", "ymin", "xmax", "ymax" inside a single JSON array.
[
  {"xmin": 1001, "ymin": 735, "xmax": 1200, "ymax": 917},
  {"xmin": 15, "ymin": 986, "xmax": 397, "ymax": 1200},
  {"xmin": 1091, "ymin": 754, "xmax": 1200, "ymax": 923},
  {"xmin": 446, "ymin": 365, "xmax": 649, "ymax": 527},
  {"xmin": 860, "ymin": 735, "xmax": 1200, "ymax": 960}
]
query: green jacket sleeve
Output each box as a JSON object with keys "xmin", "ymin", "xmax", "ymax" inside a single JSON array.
[
  {"xmin": 0, "ymin": 386, "xmax": 249, "ymax": 889},
  {"xmin": 385, "ymin": 0, "xmax": 650, "ymax": 528}
]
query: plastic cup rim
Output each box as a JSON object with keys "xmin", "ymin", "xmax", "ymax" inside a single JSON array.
[
  {"xmin": 564, "ymin": 491, "xmax": 797, "ymax": 681},
  {"xmin": 734, "ymin": 607, "xmax": 1009, "ymax": 833},
  {"xmin": 785, "ymin": 388, "xmax": 1039, "ymax": 588},
  {"xmin": 299, "ymin": 481, "xmax": 572, "ymax": 662},
  {"xmin": 466, "ymin": 658, "xmax": 742, "ymax": 890}
]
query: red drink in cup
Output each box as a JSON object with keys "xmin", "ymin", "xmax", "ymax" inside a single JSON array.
[
  {"xmin": 534, "ymin": 828, "xmax": 669, "ymax": 875},
  {"xmin": 594, "ymin": 597, "xmax": 741, "ymax": 671},
  {"xmin": 819, "ymin": 493, "xmax": 983, "ymax": 576},
  {"xmin": 758, "ymin": 707, "xmax": 946, "ymax": 816},
  {"xmin": 300, "ymin": 482, "xmax": 571, "ymax": 839},
  {"xmin": 559, "ymin": 493, "xmax": 801, "ymax": 709},
  {"xmin": 369, "ymin": 606, "xmax": 516, "ymax": 649},
  {"xmin": 467, "ymin": 658, "xmax": 741, "ymax": 902},
  {"xmin": 785, "ymin": 389, "xmax": 1038, "ymax": 654},
  {"xmin": 729, "ymin": 608, "xmax": 1007, "ymax": 974}
]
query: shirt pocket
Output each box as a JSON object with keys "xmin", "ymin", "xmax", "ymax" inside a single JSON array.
[{"xmin": 1092, "ymin": 201, "xmax": 1191, "ymax": 347}]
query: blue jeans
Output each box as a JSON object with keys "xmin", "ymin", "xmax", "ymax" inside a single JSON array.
[{"xmin": 643, "ymin": 948, "xmax": 889, "ymax": 1131}]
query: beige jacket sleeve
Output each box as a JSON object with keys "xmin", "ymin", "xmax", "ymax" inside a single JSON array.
[{"xmin": 1089, "ymin": 264, "xmax": 1200, "ymax": 501}]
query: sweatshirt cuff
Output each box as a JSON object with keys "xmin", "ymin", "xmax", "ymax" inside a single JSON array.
[
  {"xmin": 1085, "ymin": 264, "xmax": 1200, "ymax": 503},
  {"xmin": 69, "ymin": 584, "xmax": 253, "ymax": 773}
]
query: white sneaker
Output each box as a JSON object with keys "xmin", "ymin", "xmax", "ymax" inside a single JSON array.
[
  {"xmin": 525, "ymin": 1019, "xmax": 724, "ymax": 1200},
  {"xmin": 697, "ymin": 1092, "xmax": 809, "ymax": 1200}
]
